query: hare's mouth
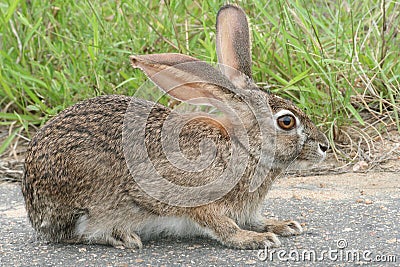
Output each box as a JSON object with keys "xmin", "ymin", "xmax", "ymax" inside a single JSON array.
[
  {"xmin": 286, "ymin": 160, "xmax": 314, "ymax": 171},
  {"xmin": 286, "ymin": 154, "xmax": 326, "ymax": 171}
]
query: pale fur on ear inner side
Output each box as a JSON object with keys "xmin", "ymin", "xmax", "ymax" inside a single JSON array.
[{"xmin": 130, "ymin": 53, "xmax": 248, "ymax": 109}]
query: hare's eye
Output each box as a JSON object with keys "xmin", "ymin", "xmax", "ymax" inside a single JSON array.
[{"xmin": 277, "ymin": 115, "xmax": 296, "ymax": 130}]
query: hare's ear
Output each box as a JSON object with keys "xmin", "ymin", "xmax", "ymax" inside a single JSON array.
[
  {"xmin": 130, "ymin": 53, "xmax": 240, "ymax": 106},
  {"xmin": 216, "ymin": 5, "xmax": 253, "ymax": 89}
]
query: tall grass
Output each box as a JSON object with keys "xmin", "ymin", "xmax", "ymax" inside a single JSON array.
[{"xmin": 0, "ymin": 0, "xmax": 399, "ymax": 160}]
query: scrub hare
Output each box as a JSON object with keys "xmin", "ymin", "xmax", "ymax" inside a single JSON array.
[{"xmin": 22, "ymin": 4, "xmax": 328, "ymax": 249}]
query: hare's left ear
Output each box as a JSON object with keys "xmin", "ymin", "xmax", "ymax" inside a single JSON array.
[
  {"xmin": 130, "ymin": 53, "xmax": 241, "ymax": 106},
  {"xmin": 216, "ymin": 5, "xmax": 253, "ymax": 89}
]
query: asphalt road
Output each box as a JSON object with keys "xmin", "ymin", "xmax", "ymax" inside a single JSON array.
[{"xmin": 1, "ymin": 172, "xmax": 399, "ymax": 266}]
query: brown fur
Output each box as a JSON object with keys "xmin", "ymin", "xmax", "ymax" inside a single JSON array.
[{"xmin": 22, "ymin": 5, "xmax": 328, "ymax": 250}]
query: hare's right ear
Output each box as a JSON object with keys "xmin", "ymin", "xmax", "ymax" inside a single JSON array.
[{"xmin": 216, "ymin": 5, "xmax": 253, "ymax": 89}]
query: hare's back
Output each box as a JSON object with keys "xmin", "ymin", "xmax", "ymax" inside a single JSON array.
[
  {"xmin": 26, "ymin": 95, "xmax": 132, "ymax": 165},
  {"xmin": 22, "ymin": 95, "xmax": 165, "ymax": 204}
]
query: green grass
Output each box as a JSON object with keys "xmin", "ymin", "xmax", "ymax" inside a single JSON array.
[{"xmin": 0, "ymin": 0, "xmax": 399, "ymax": 159}]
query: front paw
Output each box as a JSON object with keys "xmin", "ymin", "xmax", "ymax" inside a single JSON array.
[
  {"xmin": 265, "ymin": 220, "xmax": 303, "ymax": 236},
  {"xmin": 225, "ymin": 230, "xmax": 281, "ymax": 249}
]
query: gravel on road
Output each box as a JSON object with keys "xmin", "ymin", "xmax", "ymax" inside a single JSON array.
[{"xmin": 1, "ymin": 172, "xmax": 399, "ymax": 266}]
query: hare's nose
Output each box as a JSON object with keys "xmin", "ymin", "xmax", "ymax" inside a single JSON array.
[{"xmin": 319, "ymin": 144, "xmax": 329, "ymax": 153}]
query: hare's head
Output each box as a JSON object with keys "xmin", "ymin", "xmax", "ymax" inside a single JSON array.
[
  {"xmin": 215, "ymin": 5, "xmax": 328, "ymax": 169},
  {"xmin": 130, "ymin": 5, "xmax": 328, "ymax": 175}
]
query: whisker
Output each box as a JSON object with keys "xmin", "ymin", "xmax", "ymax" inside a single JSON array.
[{"xmin": 277, "ymin": 154, "xmax": 301, "ymax": 180}]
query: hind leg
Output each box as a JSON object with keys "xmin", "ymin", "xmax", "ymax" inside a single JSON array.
[
  {"xmin": 62, "ymin": 230, "xmax": 142, "ymax": 249},
  {"xmin": 72, "ymin": 212, "xmax": 143, "ymax": 249},
  {"xmin": 106, "ymin": 229, "xmax": 143, "ymax": 249}
]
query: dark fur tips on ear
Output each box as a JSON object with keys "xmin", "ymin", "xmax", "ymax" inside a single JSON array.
[{"xmin": 217, "ymin": 4, "xmax": 244, "ymax": 14}]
